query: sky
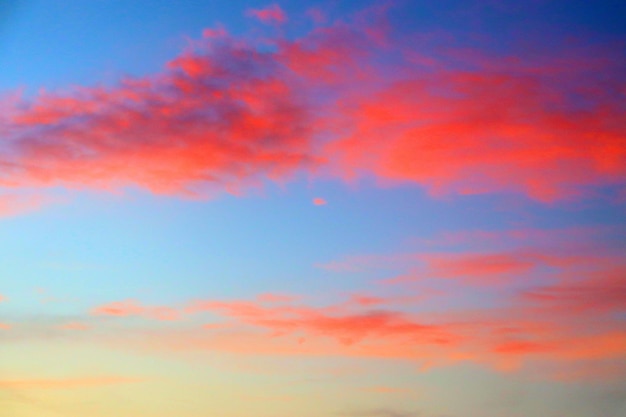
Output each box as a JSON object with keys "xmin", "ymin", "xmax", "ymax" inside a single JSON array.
[{"xmin": 0, "ymin": 1, "xmax": 625, "ymax": 416}]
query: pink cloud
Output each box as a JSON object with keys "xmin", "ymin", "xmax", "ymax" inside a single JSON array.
[
  {"xmin": 85, "ymin": 238, "xmax": 623, "ymax": 381},
  {"xmin": 175, "ymin": 227, "xmax": 622, "ymax": 378},
  {"xmin": 313, "ymin": 197, "xmax": 327, "ymax": 205},
  {"xmin": 349, "ymin": 295, "xmax": 386, "ymax": 307},
  {"xmin": 323, "ymin": 227, "xmax": 622, "ymax": 288},
  {"xmin": 132, "ymin": 285, "xmax": 623, "ymax": 380},
  {"xmin": 188, "ymin": 299, "xmax": 454, "ymax": 347},
  {"xmin": 0, "ymin": 194, "xmax": 51, "ymax": 218},
  {"xmin": 256, "ymin": 293, "xmax": 299, "ymax": 303},
  {"xmin": 0, "ymin": 323, "xmax": 11, "ymax": 330},
  {"xmin": 247, "ymin": 4, "xmax": 287, "ymax": 24},
  {"xmin": 59, "ymin": 322, "xmax": 91, "ymax": 331},
  {"xmin": 520, "ymin": 265, "xmax": 626, "ymax": 314},
  {"xmin": 91, "ymin": 299, "xmax": 181, "ymax": 321}
]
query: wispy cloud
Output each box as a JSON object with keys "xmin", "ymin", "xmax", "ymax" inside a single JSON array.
[
  {"xmin": 338, "ymin": 408, "xmax": 421, "ymax": 417},
  {"xmin": 91, "ymin": 299, "xmax": 181, "ymax": 321}
]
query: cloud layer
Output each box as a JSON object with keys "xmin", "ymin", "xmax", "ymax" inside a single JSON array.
[
  {"xmin": 0, "ymin": 5, "xmax": 623, "ymax": 212},
  {"xmin": 64, "ymin": 227, "xmax": 624, "ymax": 380}
]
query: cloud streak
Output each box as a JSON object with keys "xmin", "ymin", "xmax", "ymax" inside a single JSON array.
[
  {"xmin": 0, "ymin": 376, "xmax": 146, "ymax": 390},
  {"xmin": 91, "ymin": 299, "xmax": 181, "ymax": 321}
]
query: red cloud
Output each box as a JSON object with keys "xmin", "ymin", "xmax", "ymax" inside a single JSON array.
[
  {"xmin": 247, "ymin": 4, "xmax": 287, "ymax": 24},
  {"xmin": 328, "ymin": 71, "xmax": 625, "ymax": 201},
  {"xmin": 1, "ymin": 6, "xmax": 623, "ymax": 209},
  {"xmin": 1, "ymin": 33, "xmax": 317, "ymax": 199}
]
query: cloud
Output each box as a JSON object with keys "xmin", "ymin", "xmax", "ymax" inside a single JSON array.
[
  {"xmin": 338, "ymin": 408, "xmax": 421, "ymax": 417},
  {"xmin": 0, "ymin": 323, "xmax": 11, "ymax": 330},
  {"xmin": 0, "ymin": 194, "xmax": 51, "ymax": 218},
  {"xmin": 1, "ymin": 31, "xmax": 317, "ymax": 201},
  {"xmin": 520, "ymin": 264, "xmax": 626, "ymax": 314},
  {"xmin": 246, "ymin": 4, "xmax": 287, "ymax": 24},
  {"xmin": 255, "ymin": 293, "xmax": 299, "ymax": 303},
  {"xmin": 313, "ymin": 197, "xmax": 327, "ymax": 205},
  {"xmin": 327, "ymin": 69, "xmax": 625, "ymax": 201},
  {"xmin": 0, "ymin": 4, "xmax": 623, "ymax": 216},
  {"xmin": 58, "ymin": 322, "xmax": 90, "ymax": 331},
  {"xmin": 188, "ymin": 299, "xmax": 453, "ymax": 347},
  {"xmin": 140, "ymin": 226, "xmax": 622, "ymax": 379},
  {"xmin": 0, "ymin": 376, "xmax": 145, "ymax": 390},
  {"xmin": 91, "ymin": 299, "xmax": 181, "ymax": 321}
]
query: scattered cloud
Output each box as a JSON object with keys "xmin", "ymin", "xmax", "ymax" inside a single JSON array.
[
  {"xmin": 246, "ymin": 4, "xmax": 287, "ymax": 24},
  {"xmin": 0, "ymin": 5, "xmax": 622, "ymax": 217}
]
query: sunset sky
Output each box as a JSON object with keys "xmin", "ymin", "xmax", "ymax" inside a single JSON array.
[{"xmin": 0, "ymin": 1, "xmax": 625, "ymax": 416}]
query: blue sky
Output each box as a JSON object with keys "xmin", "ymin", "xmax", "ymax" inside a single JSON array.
[{"xmin": 0, "ymin": 1, "xmax": 624, "ymax": 416}]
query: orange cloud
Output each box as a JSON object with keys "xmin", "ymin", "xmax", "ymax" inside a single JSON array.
[
  {"xmin": 188, "ymin": 299, "xmax": 455, "ymax": 347},
  {"xmin": 0, "ymin": 323, "xmax": 11, "ymax": 330},
  {"xmin": 160, "ymin": 227, "xmax": 623, "ymax": 378},
  {"xmin": 125, "ymin": 288, "xmax": 622, "ymax": 381},
  {"xmin": 313, "ymin": 197, "xmax": 327, "ymax": 205},
  {"xmin": 92, "ymin": 256, "xmax": 624, "ymax": 381},
  {"xmin": 256, "ymin": 293, "xmax": 299, "ymax": 303},
  {"xmin": 0, "ymin": 376, "xmax": 146, "ymax": 390}
]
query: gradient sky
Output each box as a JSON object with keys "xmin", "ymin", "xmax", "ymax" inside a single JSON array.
[{"xmin": 0, "ymin": 1, "xmax": 625, "ymax": 416}]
